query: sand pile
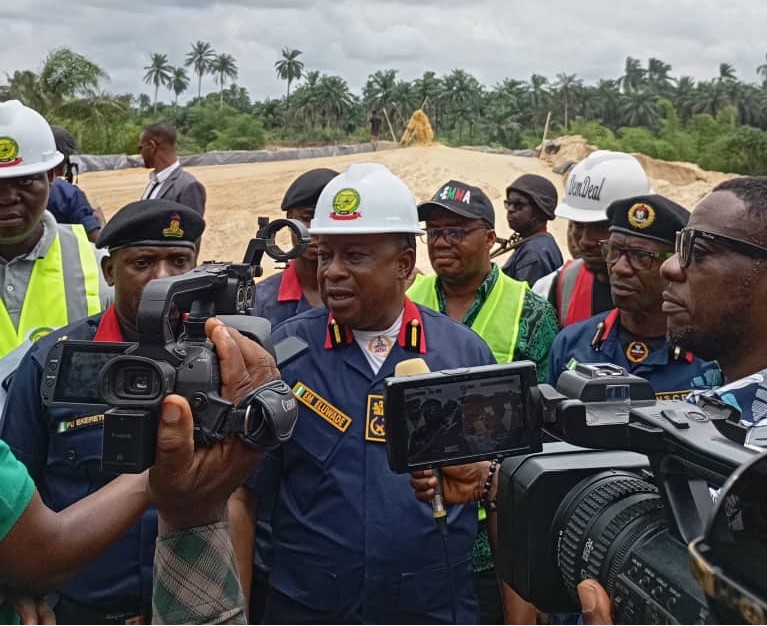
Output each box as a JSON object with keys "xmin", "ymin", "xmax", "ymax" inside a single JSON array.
[{"xmin": 78, "ymin": 144, "xmax": 736, "ymax": 279}]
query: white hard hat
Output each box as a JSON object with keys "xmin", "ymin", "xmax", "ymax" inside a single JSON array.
[
  {"xmin": 310, "ymin": 163, "xmax": 424, "ymax": 235},
  {"xmin": 555, "ymin": 150, "xmax": 650, "ymax": 222},
  {"xmin": 0, "ymin": 100, "xmax": 63, "ymax": 179}
]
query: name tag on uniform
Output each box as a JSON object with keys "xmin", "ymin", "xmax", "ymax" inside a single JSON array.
[
  {"xmin": 292, "ymin": 382, "xmax": 352, "ymax": 432},
  {"xmin": 365, "ymin": 394, "xmax": 386, "ymax": 443},
  {"xmin": 57, "ymin": 413, "xmax": 104, "ymax": 433},
  {"xmin": 655, "ymin": 390, "xmax": 691, "ymax": 401}
]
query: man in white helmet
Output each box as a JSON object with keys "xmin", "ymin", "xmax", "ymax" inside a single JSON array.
[
  {"xmin": 0, "ymin": 101, "xmax": 110, "ymax": 400},
  {"xmin": 237, "ymin": 163, "xmax": 495, "ymax": 623},
  {"xmin": 532, "ymin": 151, "xmax": 651, "ymax": 327}
]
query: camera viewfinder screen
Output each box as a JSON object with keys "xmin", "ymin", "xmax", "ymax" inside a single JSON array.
[
  {"xmin": 54, "ymin": 346, "xmax": 127, "ymax": 404},
  {"xmin": 404, "ymin": 374, "xmax": 527, "ymax": 466}
]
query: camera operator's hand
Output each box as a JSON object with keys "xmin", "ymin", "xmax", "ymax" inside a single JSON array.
[
  {"xmin": 206, "ymin": 317, "xmax": 280, "ymax": 405},
  {"xmin": 149, "ymin": 318, "xmax": 279, "ymax": 531},
  {"xmin": 10, "ymin": 596, "xmax": 55, "ymax": 625},
  {"xmin": 410, "ymin": 462, "xmax": 492, "ymax": 505},
  {"xmin": 577, "ymin": 580, "xmax": 613, "ymax": 625}
]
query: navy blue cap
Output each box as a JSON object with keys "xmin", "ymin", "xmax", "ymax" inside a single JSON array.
[{"xmin": 606, "ymin": 194, "xmax": 689, "ymax": 245}]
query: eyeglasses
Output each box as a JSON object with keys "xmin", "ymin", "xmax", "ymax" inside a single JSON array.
[
  {"xmin": 599, "ymin": 241, "xmax": 673, "ymax": 271},
  {"xmin": 426, "ymin": 226, "xmax": 486, "ymax": 245},
  {"xmin": 675, "ymin": 227, "xmax": 767, "ymax": 269},
  {"xmin": 504, "ymin": 199, "xmax": 531, "ymax": 210}
]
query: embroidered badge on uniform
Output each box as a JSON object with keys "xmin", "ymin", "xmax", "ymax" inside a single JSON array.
[
  {"xmin": 365, "ymin": 394, "xmax": 386, "ymax": 442},
  {"xmin": 368, "ymin": 335, "xmax": 393, "ymax": 358},
  {"xmin": 57, "ymin": 413, "xmax": 105, "ymax": 433},
  {"xmin": 292, "ymin": 382, "xmax": 352, "ymax": 432},
  {"xmin": 626, "ymin": 340, "xmax": 650, "ymax": 364}
]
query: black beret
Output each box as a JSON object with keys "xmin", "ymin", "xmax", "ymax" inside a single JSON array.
[
  {"xmin": 281, "ymin": 168, "xmax": 340, "ymax": 211},
  {"xmin": 506, "ymin": 174, "xmax": 558, "ymax": 219},
  {"xmin": 96, "ymin": 199, "xmax": 205, "ymax": 251},
  {"xmin": 606, "ymin": 194, "xmax": 689, "ymax": 246}
]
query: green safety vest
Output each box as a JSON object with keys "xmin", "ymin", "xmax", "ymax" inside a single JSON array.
[
  {"xmin": 407, "ymin": 272, "xmax": 527, "ymax": 363},
  {"xmin": 0, "ymin": 224, "xmax": 103, "ymax": 358}
]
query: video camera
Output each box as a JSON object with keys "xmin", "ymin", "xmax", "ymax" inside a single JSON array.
[
  {"xmin": 40, "ymin": 217, "xmax": 310, "ymax": 474},
  {"xmin": 383, "ymin": 361, "xmax": 767, "ymax": 623}
]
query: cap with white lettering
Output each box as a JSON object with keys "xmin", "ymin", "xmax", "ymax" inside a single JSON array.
[{"xmin": 418, "ymin": 179, "xmax": 495, "ymax": 227}]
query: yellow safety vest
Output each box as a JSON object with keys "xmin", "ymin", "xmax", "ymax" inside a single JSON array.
[
  {"xmin": 0, "ymin": 224, "xmax": 103, "ymax": 357},
  {"xmin": 407, "ymin": 272, "xmax": 527, "ymax": 363}
]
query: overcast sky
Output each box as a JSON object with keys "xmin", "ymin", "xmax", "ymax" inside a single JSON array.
[{"xmin": 3, "ymin": 0, "xmax": 767, "ymax": 103}]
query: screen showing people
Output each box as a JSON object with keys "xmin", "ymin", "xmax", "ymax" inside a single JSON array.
[{"xmin": 404, "ymin": 375, "xmax": 526, "ymax": 465}]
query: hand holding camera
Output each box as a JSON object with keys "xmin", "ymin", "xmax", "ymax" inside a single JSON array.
[{"xmin": 149, "ymin": 318, "xmax": 275, "ymax": 531}]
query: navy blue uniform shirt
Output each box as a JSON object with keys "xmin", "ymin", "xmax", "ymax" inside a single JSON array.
[
  {"xmin": 47, "ymin": 178, "xmax": 101, "ymax": 233},
  {"xmin": 247, "ymin": 300, "xmax": 495, "ymax": 623},
  {"xmin": 0, "ymin": 312, "xmax": 156, "ymax": 613},
  {"xmin": 251, "ymin": 264, "xmax": 312, "ymax": 327},
  {"xmin": 548, "ymin": 309, "xmax": 721, "ymax": 398}
]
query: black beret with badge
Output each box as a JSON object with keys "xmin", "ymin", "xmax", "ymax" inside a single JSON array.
[
  {"xmin": 417, "ymin": 179, "xmax": 496, "ymax": 227},
  {"xmin": 281, "ymin": 168, "xmax": 340, "ymax": 211},
  {"xmin": 96, "ymin": 199, "xmax": 205, "ymax": 251},
  {"xmin": 606, "ymin": 194, "xmax": 689, "ymax": 245}
]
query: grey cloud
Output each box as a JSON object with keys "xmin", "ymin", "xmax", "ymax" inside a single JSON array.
[{"xmin": 4, "ymin": 0, "xmax": 767, "ymax": 103}]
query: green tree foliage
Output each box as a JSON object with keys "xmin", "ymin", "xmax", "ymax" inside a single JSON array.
[
  {"xmin": 8, "ymin": 47, "xmax": 767, "ymax": 174},
  {"xmin": 274, "ymin": 48, "xmax": 304, "ymax": 107}
]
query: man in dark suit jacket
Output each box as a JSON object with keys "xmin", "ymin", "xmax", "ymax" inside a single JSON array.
[{"xmin": 139, "ymin": 122, "xmax": 206, "ymax": 216}]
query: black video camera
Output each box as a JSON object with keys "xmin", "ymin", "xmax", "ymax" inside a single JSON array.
[
  {"xmin": 40, "ymin": 217, "xmax": 310, "ymax": 474},
  {"xmin": 494, "ymin": 362, "xmax": 762, "ymax": 624}
]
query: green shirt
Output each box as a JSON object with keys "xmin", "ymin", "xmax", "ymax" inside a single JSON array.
[{"xmin": 0, "ymin": 439, "xmax": 35, "ymax": 624}]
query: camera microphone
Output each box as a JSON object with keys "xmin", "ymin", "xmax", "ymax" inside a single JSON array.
[{"xmin": 394, "ymin": 358, "xmax": 448, "ymax": 536}]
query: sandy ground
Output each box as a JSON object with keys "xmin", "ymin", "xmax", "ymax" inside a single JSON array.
[{"xmin": 78, "ymin": 144, "xmax": 734, "ymax": 279}]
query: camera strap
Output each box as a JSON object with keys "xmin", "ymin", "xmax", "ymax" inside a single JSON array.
[{"xmin": 222, "ymin": 380, "xmax": 298, "ymax": 449}]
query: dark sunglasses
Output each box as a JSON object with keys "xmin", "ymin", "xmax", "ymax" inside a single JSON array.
[
  {"xmin": 425, "ymin": 226, "xmax": 485, "ymax": 245},
  {"xmin": 599, "ymin": 241, "xmax": 673, "ymax": 271},
  {"xmin": 675, "ymin": 227, "xmax": 767, "ymax": 269},
  {"xmin": 504, "ymin": 199, "xmax": 531, "ymax": 210}
]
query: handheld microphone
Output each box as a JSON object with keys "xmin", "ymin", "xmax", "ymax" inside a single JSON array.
[{"xmin": 394, "ymin": 357, "xmax": 448, "ymax": 536}]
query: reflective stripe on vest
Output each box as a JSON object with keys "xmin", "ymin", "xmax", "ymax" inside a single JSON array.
[
  {"xmin": 0, "ymin": 224, "xmax": 103, "ymax": 357},
  {"xmin": 557, "ymin": 258, "xmax": 594, "ymax": 327},
  {"xmin": 407, "ymin": 273, "xmax": 527, "ymax": 363}
]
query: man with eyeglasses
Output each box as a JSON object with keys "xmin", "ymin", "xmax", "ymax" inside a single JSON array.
[
  {"xmin": 532, "ymin": 150, "xmax": 651, "ymax": 327},
  {"xmin": 548, "ymin": 194, "xmax": 720, "ymax": 397},
  {"xmin": 663, "ymin": 177, "xmax": 767, "ymax": 439},
  {"xmin": 501, "ymin": 174, "xmax": 563, "ymax": 286},
  {"xmin": 407, "ymin": 179, "xmax": 558, "ymax": 624}
]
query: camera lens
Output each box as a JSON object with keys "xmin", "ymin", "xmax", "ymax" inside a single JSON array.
[
  {"xmin": 126, "ymin": 369, "xmax": 152, "ymax": 395},
  {"xmin": 553, "ymin": 471, "xmax": 666, "ymax": 602}
]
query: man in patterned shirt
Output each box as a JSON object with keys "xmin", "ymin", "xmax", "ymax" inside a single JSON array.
[{"xmin": 407, "ymin": 178, "xmax": 558, "ymax": 624}]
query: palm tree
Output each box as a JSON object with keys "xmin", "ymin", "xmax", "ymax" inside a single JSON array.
[
  {"xmin": 440, "ymin": 69, "xmax": 482, "ymax": 142},
  {"xmin": 619, "ymin": 92, "xmax": 661, "ymax": 127},
  {"xmin": 412, "ymin": 71, "xmax": 443, "ymax": 130},
  {"xmin": 363, "ymin": 69, "xmax": 398, "ymax": 123},
  {"xmin": 274, "ymin": 47, "xmax": 304, "ymax": 107},
  {"xmin": 619, "ymin": 57, "xmax": 646, "ymax": 94},
  {"xmin": 719, "ymin": 63, "xmax": 737, "ymax": 82},
  {"xmin": 757, "ymin": 52, "xmax": 767, "ymax": 90},
  {"xmin": 315, "ymin": 74, "xmax": 354, "ymax": 128},
  {"xmin": 185, "ymin": 40, "xmax": 216, "ymax": 99},
  {"xmin": 646, "ymin": 57, "xmax": 675, "ymax": 94},
  {"xmin": 553, "ymin": 72, "xmax": 582, "ymax": 130},
  {"xmin": 167, "ymin": 66, "xmax": 190, "ymax": 107},
  {"xmin": 209, "ymin": 53, "xmax": 238, "ymax": 110},
  {"xmin": 143, "ymin": 52, "xmax": 172, "ymax": 114}
]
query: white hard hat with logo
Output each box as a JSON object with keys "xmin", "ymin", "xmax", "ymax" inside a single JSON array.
[
  {"xmin": 0, "ymin": 100, "xmax": 63, "ymax": 179},
  {"xmin": 555, "ymin": 150, "xmax": 650, "ymax": 222},
  {"xmin": 310, "ymin": 163, "xmax": 424, "ymax": 235}
]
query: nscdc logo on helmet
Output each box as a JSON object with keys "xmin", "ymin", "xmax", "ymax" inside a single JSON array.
[
  {"xmin": 330, "ymin": 188, "xmax": 362, "ymax": 221},
  {"xmin": 627, "ymin": 202, "xmax": 655, "ymax": 229},
  {"xmin": 0, "ymin": 137, "xmax": 22, "ymax": 167}
]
